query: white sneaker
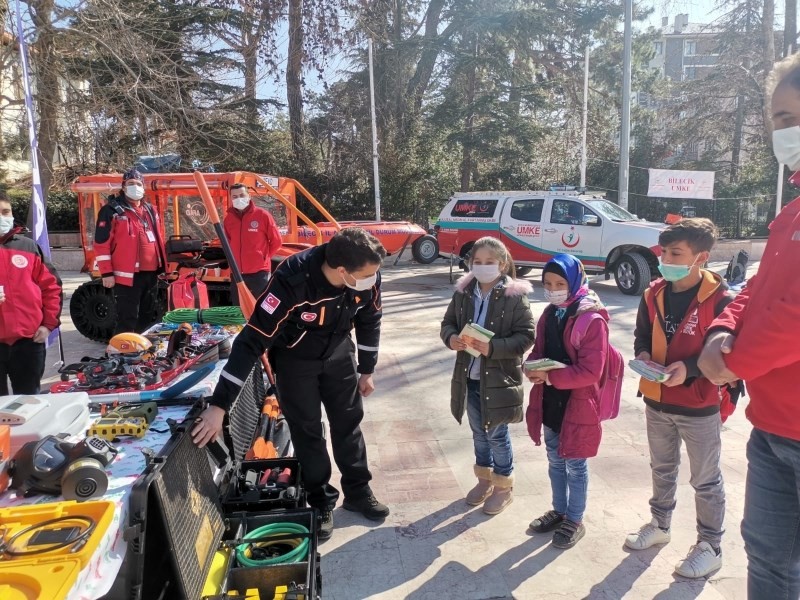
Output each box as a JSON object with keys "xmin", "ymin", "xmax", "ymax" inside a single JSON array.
[
  {"xmin": 624, "ymin": 518, "xmax": 671, "ymax": 550},
  {"xmin": 674, "ymin": 541, "xmax": 722, "ymax": 578}
]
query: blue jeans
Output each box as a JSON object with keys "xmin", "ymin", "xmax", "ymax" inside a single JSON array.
[
  {"xmin": 743, "ymin": 427, "xmax": 800, "ymax": 600},
  {"xmin": 544, "ymin": 426, "xmax": 588, "ymax": 523},
  {"xmin": 466, "ymin": 380, "xmax": 513, "ymax": 476}
]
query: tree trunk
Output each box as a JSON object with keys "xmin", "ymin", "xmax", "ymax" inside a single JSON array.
[
  {"xmin": 730, "ymin": 95, "xmax": 745, "ymax": 183},
  {"xmin": 787, "ymin": 0, "xmax": 798, "ymax": 55},
  {"xmin": 406, "ymin": 0, "xmax": 450, "ymax": 115},
  {"xmin": 287, "ymin": 0, "xmax": 305, "ymax": 164},
  {"xmin": 243, "ymin": 47, "xmax": 258, "ymax": 125},
  {"xmin": 460, "ymin": 38, "xmax": 478, "ymax": 192},
  {"xmin": 762, "ymin": 0, "xmax": 776, "ymax": 134},
  {"xmin": 27, "ymin": 0, "xmax": 58, "ymax": 223}
]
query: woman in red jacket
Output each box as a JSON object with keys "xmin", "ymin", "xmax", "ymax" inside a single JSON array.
[
  {"xmin": 699, "ymin": 53, "xmax": 800, "ymax": 599},
  {"xmin": 525, "ymin": 254, "xmax": 610, "ymax": 550}
]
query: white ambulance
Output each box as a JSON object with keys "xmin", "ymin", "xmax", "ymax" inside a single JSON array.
[{"xmin": 433, "ymin": 190, "xmax": 666, "ymax": 295}]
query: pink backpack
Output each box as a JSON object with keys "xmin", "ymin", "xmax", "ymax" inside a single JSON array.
[{"xmin": 569, "ymin": 312, "xmax": 624, "ymax": 421}]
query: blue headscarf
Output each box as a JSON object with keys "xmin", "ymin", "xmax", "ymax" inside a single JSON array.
[{"xmin": 542, "ymin": 254, "xmax": 589, "ymax": 320}]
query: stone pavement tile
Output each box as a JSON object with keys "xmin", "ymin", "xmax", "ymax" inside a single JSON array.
[
  {"xmin": 361, "ymin": 420, "xmax": 438, "ymax": 443},
  {"xmin": 616, "ymin": 580, "xmax": 729, "ymax": 599},
  {"xmin": 375, "ymin": 440, "xmax": 451, "ymax": 471},
  {"xmin": 369, "ymin": 465, "xmax": 463, "ymax": 505},
  {"xmin": 321, "ymin": 508, "xmax": 399, "ymax": 554},
  {"xmin": 321, "ymin": 547, "xmax": 407, "ymax": 600},
  {"xmin": 591, "ymin": 454, "xmax": 659, "ymax": 490}
]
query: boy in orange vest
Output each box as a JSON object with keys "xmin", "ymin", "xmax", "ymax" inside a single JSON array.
[{"xmin": 624, "ymin": 218, "xmax": 735, "ymax": 578}]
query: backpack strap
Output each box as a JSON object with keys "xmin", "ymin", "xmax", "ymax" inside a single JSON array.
[{"xmin": 569, "ymin": 310, "xmax": 608, "ymax": 350}]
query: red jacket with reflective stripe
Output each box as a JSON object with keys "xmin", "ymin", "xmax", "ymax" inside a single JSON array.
[
  {"xmin": 223, "ymin": 203, "xmax": 282, "ymax": 275},
  {"xmin": 93, "ymin": 196, "xmax": 166, "ymax": 286},
  {"xmin": 0, "ymin": 228, "xmax": 62, "ymax": 344},
  {"xmin": 710, "ymin": 172, "xmax": 800, "ymax": 440}
]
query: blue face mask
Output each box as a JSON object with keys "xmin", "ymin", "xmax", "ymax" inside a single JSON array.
[{"xmin": 658, "ymin": 257, "xmax": 699, "ymax": 282}]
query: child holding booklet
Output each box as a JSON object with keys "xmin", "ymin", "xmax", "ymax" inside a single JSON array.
[
  {"xmin": 525, "ymin": 254, "xmax": 611, "ymax": 549},
  {"xmin": 440, "ymin": 237, "xmax": 535, "ymax": 515}
]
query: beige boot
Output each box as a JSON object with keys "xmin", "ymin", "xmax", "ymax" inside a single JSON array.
[
  {"xmin": 483, "ymin": 473, "xmax": 514, "ymax": 515},
  {"xmin": 465, "ymin": 465, "xmax": 494, "ymax": 506}
]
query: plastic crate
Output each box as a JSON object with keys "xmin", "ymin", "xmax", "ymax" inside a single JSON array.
[
  {"xmin": 225, "ymin": 363, "xmax": 265, "ymax": 461},
  {"xmin": 205, "ymin": 508, "xmax": 321, "ymax": 600},
  {"xmin": 221, "ymin": 457, "xmax": 306, "ymax": 514},
  {"xmin": 126, "ymin": 402, "xmax": 225, "ymax": 600}
]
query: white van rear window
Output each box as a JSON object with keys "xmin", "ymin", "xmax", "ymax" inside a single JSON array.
[{"xmin": 450, "ymin": 199, "xmax": 498, "ymax": 218}]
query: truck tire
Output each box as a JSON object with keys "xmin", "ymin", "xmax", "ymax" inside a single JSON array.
[
  {"xmin": 411, "ymin": 234, "xmax": 439, "ymax": 264},
  {"xmin": 614, "ymin": 252, "xmax": 651, "ymax": 296},
  {"xmin": 69, "ymin": 280, "xmax": 117, "ymax": 342},
  {"xmin": 515, "ymin": 267, "xmax": 533, "ymax": 277}
]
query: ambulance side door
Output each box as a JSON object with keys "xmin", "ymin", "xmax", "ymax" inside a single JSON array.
[{"xmin": 498, "ymin": 197, "xmax": 548, "ymax": 265}]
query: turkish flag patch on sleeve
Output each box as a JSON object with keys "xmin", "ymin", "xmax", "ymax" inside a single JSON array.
[{"xmin": 261, "ymin": 293, "xmax": 281, "ymax": 314}]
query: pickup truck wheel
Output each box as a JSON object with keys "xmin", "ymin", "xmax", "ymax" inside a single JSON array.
[
  {"xmin": 412, "ymin": 235, "xmax": 439, "ymax": 264},
  {"xmin": 614, "ymin": 252, "xmax": 651, "ymax": 296},
  {"xmin": 515, "ymin": 267, "xmax": 533, "ymax": 277}
]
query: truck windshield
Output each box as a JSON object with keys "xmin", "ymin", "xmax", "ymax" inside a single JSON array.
[{"xmin": 587, "ymin": 200, "xmax": 638, "ymax": 222}]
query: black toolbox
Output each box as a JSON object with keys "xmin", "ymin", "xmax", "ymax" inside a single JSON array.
[
  {"xmin": 126, "ymin": 364, "xmax": 319, "ymax": 600},
  {"xmin": 221, "ymin": 457, "xmax": 306, "ymax": 513}
]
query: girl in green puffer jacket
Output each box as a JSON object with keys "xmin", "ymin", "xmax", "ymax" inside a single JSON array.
[{"xmin": 440, "ymin": 237, "xmax": 535, "ymax": 515}]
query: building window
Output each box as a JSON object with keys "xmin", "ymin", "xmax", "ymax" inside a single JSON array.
[
  {"xmin": 684, "ymin": 67, "xmax": 697, "ymax": 80},
  {"xmin": 685, "ymin": 41, "xmax": 696, "ymax": 56},
  {"xmin": 654, "ymin": 41, "xmax": 663, "ymax": 55}
]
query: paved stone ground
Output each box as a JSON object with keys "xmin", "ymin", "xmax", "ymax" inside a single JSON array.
[{"xmin": 46, "ymin": 261, "xmax": 751, "ymax": 599}]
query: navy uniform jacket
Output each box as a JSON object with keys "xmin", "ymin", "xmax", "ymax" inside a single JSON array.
[{"xmin": 210, "ymin": 243, "xmax": 382, "ymax": 411}]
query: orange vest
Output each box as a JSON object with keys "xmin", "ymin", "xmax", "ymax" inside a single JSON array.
[{"xmin": 639, "ymin": 270, "xmax": 729, "ymax": 411}]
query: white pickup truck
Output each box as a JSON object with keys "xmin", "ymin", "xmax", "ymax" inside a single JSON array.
[{"xmin": 433, "ymin": 190, "xmax": 666, "ymax": 295}]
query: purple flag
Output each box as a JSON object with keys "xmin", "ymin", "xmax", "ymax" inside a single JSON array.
[
  {"xmin": 15, "ymin": 0, "xmax": 60, "ymax": 354},
  {"xmin": 14, "ymin": 0, "xmax": 50, "ymax": 256}
]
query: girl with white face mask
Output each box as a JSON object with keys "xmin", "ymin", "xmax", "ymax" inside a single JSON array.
[
  {"xmin": 524, "ymin": 253, "xmax": 611, "ymax": 550},
  {"xmin": 441, "ymin": 236, "xmax": 535, "ymax": 516}
]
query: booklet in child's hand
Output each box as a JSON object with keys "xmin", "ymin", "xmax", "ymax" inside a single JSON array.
[
  {"xmin": 459, "ymin": 323, "xmax": 495, "ymax": 358},
  {"xmin": 628, "ymin": 359, "xmax": 672, "ymax": 383},
  {"xmin": 523, "ymin": 358, "xmax": 567, "ymax": 372}
]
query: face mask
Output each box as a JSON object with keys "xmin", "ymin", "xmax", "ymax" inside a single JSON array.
[
  {"xmin": 773, "ymin": 126, "xmax": 800, "ymax": 171},
  {"xmin": 125, "ymin": 185, "xmax": 144, "ymax": 201},
  {"xmin": 342, "ymin": 271, "xmax": 377, "ymax": 291},
  {"xmin": 0, "ymin": 216, "xmax": 13, "ymax": 235},
  {"xmin": 232, "ymin": 197, "xmax": 249, "ymax": 211},
  {"xmin": 544, "ymin": 289, "xmax": 570, "ymax": 305},
  {"xmin": 471, "ymin": 264, "xmax": 501, "ymax": 284},
  {"xmin": 658, "ymin": 257, "xmax": 698, "ymax": 282}
]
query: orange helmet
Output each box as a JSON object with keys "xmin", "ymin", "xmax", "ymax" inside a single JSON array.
[{"xmin": 106, "ymin": 333, "xmax": 153, "ymax": 355}]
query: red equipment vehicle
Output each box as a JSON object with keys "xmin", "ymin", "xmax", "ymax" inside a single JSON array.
[{"xmin": 69, "ymin": 172, "xmax": 435, "ymax": 341}]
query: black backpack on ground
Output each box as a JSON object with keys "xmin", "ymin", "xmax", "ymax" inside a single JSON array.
[{"xmin": 724, "ymin": 249, "xmax": 749, "ymax": 285}]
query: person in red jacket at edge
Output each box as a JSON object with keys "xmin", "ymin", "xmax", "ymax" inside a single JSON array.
[
  {"xmin": 94, "ymin": 169, "xmax": 167, "ymax": 335},
  {"xmin": 0, "ymin": 192, "xmax": 62, "ymax": 394},
  {"xmin": 699, "ymin": 54, "xmax": 800, "ymax": 600},
  {"xmin": 223, "ymin": 183, "xmax": 282, "ymax": 304}
]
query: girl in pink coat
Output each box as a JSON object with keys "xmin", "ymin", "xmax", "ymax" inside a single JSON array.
[{"xmin": 525, "ymin": 254, "xmax": 610, "ymax": 549}]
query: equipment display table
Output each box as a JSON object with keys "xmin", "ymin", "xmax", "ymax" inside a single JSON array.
[{"xmin": 0, "ymin": 358, "xmax": 242, "ymax": 600}]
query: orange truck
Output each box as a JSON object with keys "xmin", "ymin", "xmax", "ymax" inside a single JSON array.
[{"xmin": 68, "ymin": 171, "xmax": 436, "ymax": 341}]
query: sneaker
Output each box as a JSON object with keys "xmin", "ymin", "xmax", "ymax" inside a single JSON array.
[
  {"xmin": 318, "ymin": 510, "xmax": 333, "ymax": 541},
  {"xmin": 342, "ymin": 494, "xmax": 390, "ymax": 520},
  {"xmin": 529, "ymin": 510, "xmax": 565, "ymax": 533},
  {"xmin": 624, "ymin": 518, "xmax": 671, "ymax": 550},
  {"xmin": 552, "ymin": 519, "xmax": 586, "ymax": 549},
  {"xmin": 674, "ymin": 541, "xmax": 722, "ymax": 578}
]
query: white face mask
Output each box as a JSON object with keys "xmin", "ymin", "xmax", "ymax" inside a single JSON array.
[
  {"xmin": 544, "ymin": 289, "xmax": 570, "ymax": 305},
  {"xmin": 0, "ymin": 215, "xmax": 13, "ymax": 235},
  {"xmin": 342, "ymin": 271, "xmax": 377, "ymax": 291},
  {"xmin": 773, "ymin": 126, "xmax": 800, "ymax": 171},
  {"xmin": 232, "ymin": 197, "xmax": 250, "ymax": 211},
  {"xmin": 125, "ymin": 185, "xmax": 145, "ymax": 201},
  {"xmin": 471, "ymin": 264, "xmax": 502, "ymax": 284}
]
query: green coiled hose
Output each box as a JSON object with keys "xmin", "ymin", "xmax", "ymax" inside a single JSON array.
[
  {"xmin": 163, "ymin": 306, "xmax": 245, "ymax": 325},
  {"xmin": 235, "ymin": 522, "xmax": 310, "ymax": 567}
]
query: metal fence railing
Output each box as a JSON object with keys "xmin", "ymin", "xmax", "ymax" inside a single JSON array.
[{"xmin": 628, "ymin": 197, "xmax": 772, "ymax": 239}]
